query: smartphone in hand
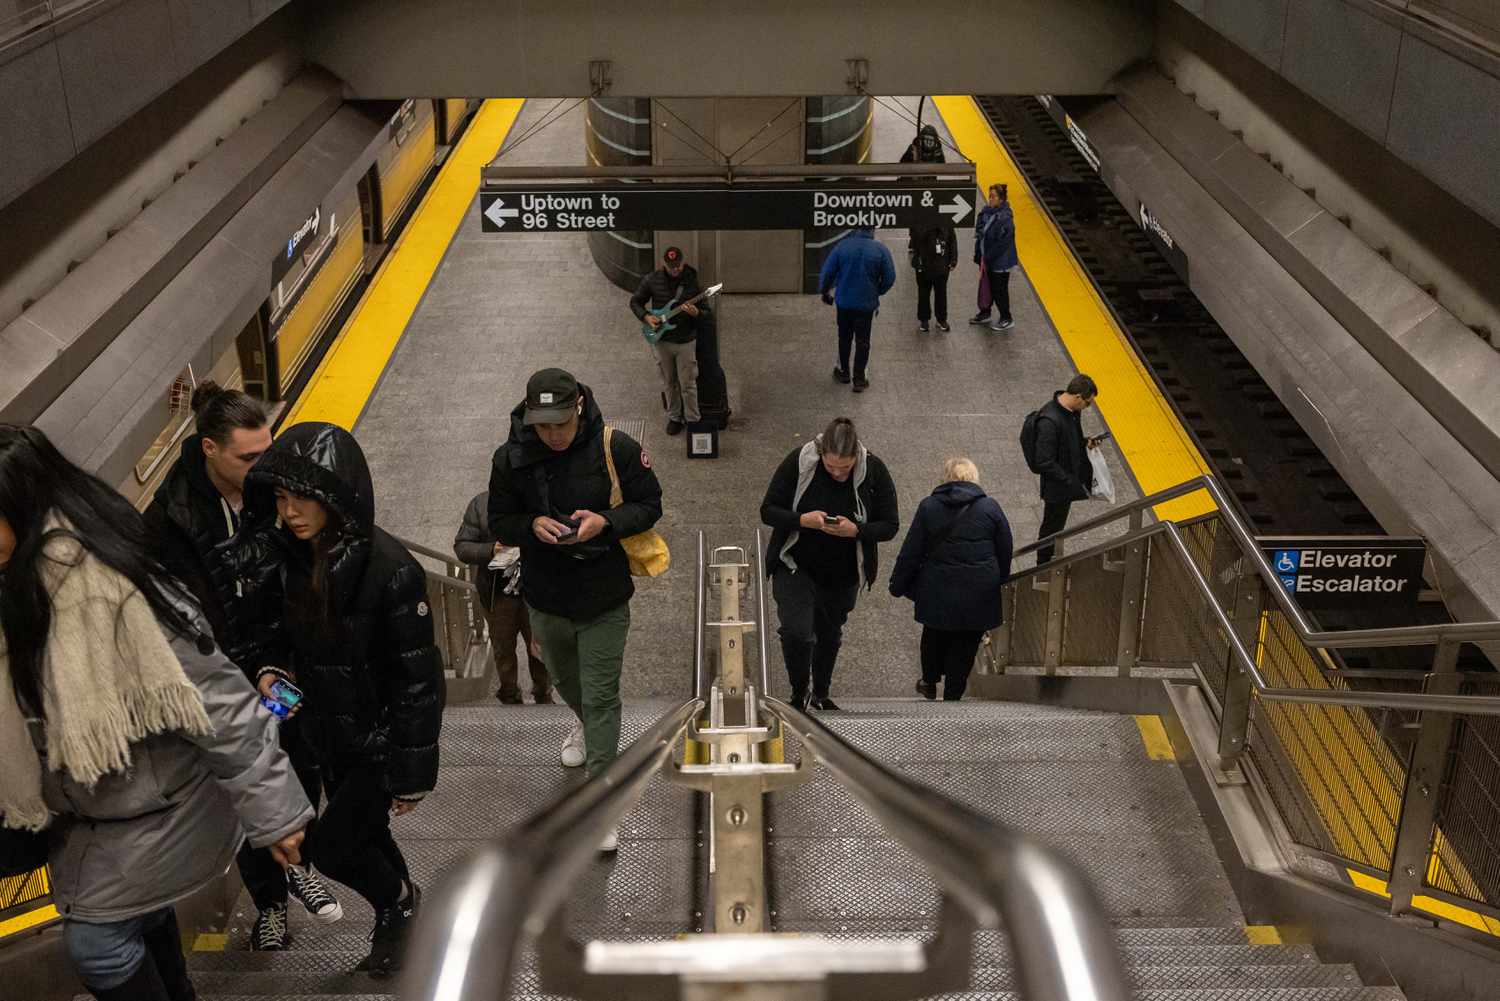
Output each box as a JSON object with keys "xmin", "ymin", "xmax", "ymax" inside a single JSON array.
[
  {"xmin": 260, "ymin": 679, "xmax": 304, "ymax": 719},
  {"xmin": 554, "ymin": 517, "xmax": 581, "ymax": 542},
  {"xmin": 822, "ymin": 515, "xmax": 840, "ymax": 527}
]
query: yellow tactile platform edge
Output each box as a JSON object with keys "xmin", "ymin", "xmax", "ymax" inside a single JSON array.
[
  {"xmin": 283, "ymin": 99, "xmax": 525, "ymax": 431},
  {"xmin": 934, "ymin": 96, "xmax": 1214, "ymax": 521}
]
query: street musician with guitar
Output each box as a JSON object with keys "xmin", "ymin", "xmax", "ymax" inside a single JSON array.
[{"xmin": 629, "ymin": 247, "xmax": 721, "ymax": 436}]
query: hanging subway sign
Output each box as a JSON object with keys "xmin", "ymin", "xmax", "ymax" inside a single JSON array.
[
  {"xmin": 273, "ymin": 206, "xmax": 322, "ymax": 284},
  {"xmin": 1258, "ymin": 536, "xmax": 1426, "ymax": 611},
  {"xmin": 1137, "ymin": 200, "xmax": 1189, "ymax": 283},
  {"xmin": 479, "ymin": 180, "xmax": 977, "ymax": 234}
]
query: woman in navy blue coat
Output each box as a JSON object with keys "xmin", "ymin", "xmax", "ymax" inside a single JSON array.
[{"xmin": 888, "ymin": 458, "xmax": 1014, "ymax": 701}]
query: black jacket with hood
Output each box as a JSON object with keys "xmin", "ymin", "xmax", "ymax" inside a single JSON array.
[
  {"xmin": 234, "ymin": 422, "xmax": 445, "ymax": 798},
  {"xmin": 888, "ymin": 481, "xmax": 1013, "ymax": 631},
  {"xmin": 487, "ymin": 384, "xmax": 663, "ymax": 621},
  {"xmin": 144, "ymin": 435, "xmax": 269, "ymax": 673},
  {"xmin": 1035, "ymin": 392, "xmax": 1094, "ymax": 503}
]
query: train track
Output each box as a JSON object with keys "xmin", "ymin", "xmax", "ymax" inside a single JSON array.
[{"xmin": 976, "ymin": 95, "xmax": 1380, "ymax": 537}]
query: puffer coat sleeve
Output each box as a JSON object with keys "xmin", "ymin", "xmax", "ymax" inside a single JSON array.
[
  {"xmin": 379, "ymin": 560, "xmax": 446, "ymax": 798},
  {"xmin": 173, "ymin": 628, "xmax": 314, "ymax": 849}
]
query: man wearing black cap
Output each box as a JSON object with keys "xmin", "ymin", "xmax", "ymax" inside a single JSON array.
[
  {"xmin": 487, "ymin": 369, "xmax": 663, "ymax": 851},
  {"xmin": 630, "ymin": 246, "xmax": 705, "ymax": 435}
]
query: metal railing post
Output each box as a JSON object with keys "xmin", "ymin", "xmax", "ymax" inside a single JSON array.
[
  {"xmin": 1218, "ymin": 559, "xmax": 1264, "ymax": 761},
  {"xmin": 1386, "ymin": 639, "xmax": 1463, "ymax": 915},
  {"xmin": 1115, "ymin": 509, "xmax": 1147, "ymax": 674},
  {"xmin": 1043, "ymin": 562, "xmax": 1066, "ymax": 673},
  {"xmin": 988, "ymin": 585, "xmax": 1014, "ymax": 673}
]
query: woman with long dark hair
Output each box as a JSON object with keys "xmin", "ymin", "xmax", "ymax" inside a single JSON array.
[
  {"xmin": 970, "ymin": 182, "xmax": 1018, "ymax": 331},
  {"xmin": 144, "ymin": 382, "xmax": 342, "ymax": 951},
  {"xmin": 0, "ymin": 425, "xmax": 312, "ymax": 1001},
  {"xmin": 233, "ymin": 421, "xmax": 444, "ymax": 978}
]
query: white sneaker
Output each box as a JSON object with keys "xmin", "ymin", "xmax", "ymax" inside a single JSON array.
[
  {"xmin": 599, "ymin": 826, "xmax": 619, "ymax": 852},
  {"xmin": 560, "ymin": 721, "xmax": 586, "ymax": 768}
]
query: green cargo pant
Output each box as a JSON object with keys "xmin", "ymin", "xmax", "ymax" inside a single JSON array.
[{"xmin": 526, "ymin": 601, "xmax": 631, "ymax": 777}]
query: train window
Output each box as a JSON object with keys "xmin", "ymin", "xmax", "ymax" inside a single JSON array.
[
  {"xmin": 269, "ymin": 212, "xmax": 337, "ymax": 326},
  {"xmin": 236, "ymin": 310, "xmax": 270, "ymax": 401},
  {"xmin": 133, "ymin": 370, "xmax": 196, "ymax": 485},
  {"xmin": 391, "ymin": 99, "xmax": 418, "ymax": 148}
]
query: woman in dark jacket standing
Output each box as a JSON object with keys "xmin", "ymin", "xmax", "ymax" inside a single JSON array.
[
  {"xmin": 970, "ymin": 183, "xmax": 1019, "ymax": 332},
  {"xmin": 143, "ymin": 383, "xmax": 340, "ymax": 951},
  {"xmin": 889, "ymin": 457, "xmax": 1013, "ymax": 701},
  {"xmin": 234, "ymin": 422, "xmax": 444, "ymax": 978}
]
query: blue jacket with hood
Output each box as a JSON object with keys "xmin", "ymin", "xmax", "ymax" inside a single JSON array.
[
  {"xmin": 974, "ymin": 203, "xmax": 1018, "ymax": 271},
  {"xmin": 818, "ymin": 229, "xmax": 896, "ymax": 312}
]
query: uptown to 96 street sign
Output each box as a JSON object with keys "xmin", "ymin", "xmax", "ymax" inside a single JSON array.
[{"xmin": 478, "ymin": 180, "xmax": 977, "ymax": 233}]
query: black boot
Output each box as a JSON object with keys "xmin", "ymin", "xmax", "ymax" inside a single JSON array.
[
  {"xmin": 358, "ymin": 883, "xmax": 421, "ymax": 978},
  {"xmin": 89, "ymin": 953, "xmax": 171, "ymax": 1001},
  {"xmin": 142, "ymin": 909, "xmax": 198, "ymax": 1001}
]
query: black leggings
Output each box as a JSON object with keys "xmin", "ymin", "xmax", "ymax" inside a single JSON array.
[
  {"xmin": 920, "ymin": 626, "xmax": 984, "ymax": 701},
  {"xmin": 303, "ymin": 766, "xmax": 410, "ymax": 910}
]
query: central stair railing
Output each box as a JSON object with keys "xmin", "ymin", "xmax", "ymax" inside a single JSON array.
[{"xmin": 401, "ymin": 531, "xmax": 1130, "ymax": 1001}]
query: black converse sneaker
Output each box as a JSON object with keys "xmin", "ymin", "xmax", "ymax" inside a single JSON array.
[
  {"xmin": 288, "ymin": 863, "xmax": 343, "ymax": 923},
  {"xmin": 358, "ymin": 883, "xmax": 421, "ymax": 978},
  {"xmin": 251, "ymin": 903, "xmax": 290, "ymax": 951}
]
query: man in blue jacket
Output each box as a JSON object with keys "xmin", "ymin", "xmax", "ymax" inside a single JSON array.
[{"xmin": 818, "ymin": 228, "xmax": 896, "ymax": 393}]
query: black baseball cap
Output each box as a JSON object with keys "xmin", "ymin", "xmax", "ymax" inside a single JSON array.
[
  {"xmin": 663, "ymin": 246, "xmax": 684, "ymax": 266},
  {"xmin": 523, "ymin": 368, "xmax": 581, "ymax": 425}
]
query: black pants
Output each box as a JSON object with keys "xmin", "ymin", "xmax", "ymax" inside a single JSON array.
[
  {"xmin": 915, "ymin": 271, "xmax": 948, "ymax": 324},
  {"xmin": 303, "ymin": 765, "xmax": 410, "ymax": 910},
  {"xmin": 920, "ymin": 627, "xmax": 984, "ymax": 701},
  {"xmin": 1037, "ymin": 500, "xmax": 1072, "ymax": 565},
  {"xmin": 835, "ymin": 308, "xmax": 875, "ymax": 379},
  {"xmin": 237, "ymin": 718, "xmax": 322, "ymax": 910},
  {"xmin": 987, "ymin": 268, "xmax": 1012, "ymax": 323},
  {"xmin": 772, "ymin": 570, "xmax": 859, "ymax": 699}
]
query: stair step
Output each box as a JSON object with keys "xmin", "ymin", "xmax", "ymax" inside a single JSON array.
[
  {"xmin": 780, "ymin": 713, "xmax": 1156, "ymax": 764},
  {"xmin": 193, "ymin": 989, "xmax": 1407, "ymax": 1001}
]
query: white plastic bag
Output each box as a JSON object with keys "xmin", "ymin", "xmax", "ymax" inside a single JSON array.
[{"xmin": 1088, "ymin": 448, "xmax": 1116, "ymax": 503}]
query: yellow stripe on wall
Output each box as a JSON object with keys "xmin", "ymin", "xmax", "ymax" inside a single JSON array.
[
  {"xmin": 934, "ymin": 96, "xmax": 1214, "ymax": 522},
  {"xmin": 283, "ymin": 99, "xmax": 525, "ymax": 431}
]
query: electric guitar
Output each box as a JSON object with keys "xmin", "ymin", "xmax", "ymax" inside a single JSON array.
[{"xmin": 641, "ymin": 283, "xmax": 724, "ymax": 344}]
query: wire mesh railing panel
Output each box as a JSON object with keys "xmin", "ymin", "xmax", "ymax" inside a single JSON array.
[
  {"xmin": 1427, "ymin": 675, "xmax": 1500, "ymax": 909},
  {"xmin": 1009, "ymin": 577, "xmax": 1049, "ymax": 666},
  {"xmin": 1061, "ymin": 557, "xmax": 1124, "ymax": 666},
  {"xmin": 1139, "ymin": 536, "xmax": 1231, "ymax": 702},
  {"xmin": 1246, "ymin": 700, "xmax": 1338, "ymax": 855}
]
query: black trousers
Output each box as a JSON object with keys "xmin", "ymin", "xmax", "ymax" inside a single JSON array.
[
  {"xmin": 1037, "ymin": 500, "xmax": 1072, "ymax": 565},
  {"xmin": 987, "ymin": 268, "xmax": 1012, "ymax": 323},
  {"xmin": 303, "ymin": 765, "xmax": 410, "ymax": 910},
  {"xmin": 920, "ymin": 627, "xmax": 984, "ymax": 701},
  {"xmin": 236, "ymin": 718, "xmax": 322, "ymax": 910},
  {"xmin": 835, "ymin": 308, "xmax": 875, "ymax": 379},
  {"xmin": 915, "ymin": 271, "xmax": 948, "ymax": 324},
  {"xmin": 772, "ymin": 570, "xmax": 859, "ymax": 699}
]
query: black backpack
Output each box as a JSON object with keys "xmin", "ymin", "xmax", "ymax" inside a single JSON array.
[{"xmin": 1019, "ymin": 410, "xmax": 1044, "ymax": 473}]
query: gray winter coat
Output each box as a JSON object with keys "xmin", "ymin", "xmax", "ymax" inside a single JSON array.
[{"xmin": 38, "ymin": 607, "xmax": 314, "ymax": 923}]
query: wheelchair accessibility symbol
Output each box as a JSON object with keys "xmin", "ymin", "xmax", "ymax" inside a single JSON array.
[
  {"xmin": 1280, "ymin": 576, "xmax": 1297, "ymax": 593},
  {"xmin": 1274, "ymin": 550, "xmax": 1299, "ymax": 573}
]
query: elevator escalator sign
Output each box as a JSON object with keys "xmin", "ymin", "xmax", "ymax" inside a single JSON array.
[{"xmin": 1257, "ymin": 536, "xmax": 1425, "ymax": 611}]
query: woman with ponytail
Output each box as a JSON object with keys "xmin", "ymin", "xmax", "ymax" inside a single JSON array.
[{"xmin": 0, "ymin": 425, "xmax": 311, "ymax": 1001}]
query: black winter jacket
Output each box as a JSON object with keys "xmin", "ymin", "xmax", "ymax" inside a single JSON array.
[
  {"xmin": 760, "ymin": 443, "xmax": 900, "ymax": 590},
  {"xmin": 488, "ymin": 386, "xmax": 663, "ymax": 621},
  {"xmin": 234, "ymin": 422, "xmax": 445, "ymax": 798},
  {"xmin": 888, "ymin": 481, "xmax": 1013, "ymax": 631},
  {"xmin": 908, "ymin": 224, "xmax": 958, "ymax": 275},
  {"xmin": 629, "ymin": 265, "xmax": 707, "ymax": 344},
  {"xmin": 144, "ymin": 436, "xmax": 268, "ymax": 673},
  {"xmin": 1036, "ymin": 392, "xmax": 1094, "ymax": 503}
]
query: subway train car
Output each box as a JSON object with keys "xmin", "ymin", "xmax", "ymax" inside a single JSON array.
[{"xmin": 125, "ymin": 97, "xmax": 477, "ymax": 507}]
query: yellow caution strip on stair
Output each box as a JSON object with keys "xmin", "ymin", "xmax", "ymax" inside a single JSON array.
[
  {"xmin": 0, "ymin": 902, "xmax": 58, "ymax": 939},
  {"xmin": 1244, "ymin": 925, "xmax": 1283, "ymax": 945},
  {"xmin": 934, "ymin": 96, "xmax": 1214, "ymax": 522},
  {"xmin": 283, "ymin": 99, "xmax": 525, "ymax": 431},
  {"xmin": 1345, "ymin": 870, "xmax": 1500, "ymax": 938},
  {"xmin": 1133, "ymin": 715, "xmax": 1176, "ymax": 761}
]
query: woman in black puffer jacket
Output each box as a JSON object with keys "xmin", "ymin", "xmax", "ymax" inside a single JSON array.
[
  {"xmin": 234, "ymin": 421, "xmax": 444, "ymax": 978},
  {"xmin": 888, "ymin": 457, "xmax": 1013, "ymax": 702}
]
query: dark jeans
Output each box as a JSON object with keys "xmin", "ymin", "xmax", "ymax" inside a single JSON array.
[
  {"xmin": 987, "ymin": 269, "xmax": 1012, "ymax": 323},
  {"xmin": 1037, "ymin": 499, "xmax": 1072, "ymax": 565},
  {"xmin": 237, "ymin": 717, "xmax": 322, "ymax": 911},
  {"xmin": 303, "ymin": 766, "xmax": 410, "ymax": 910},
  {"xmin": 772, "ymin": 570, "xmax": 859, "ymax": 699},
  {"xmin": 920, "ymin": 626, "xmax": 984, "ymax": 701},
  {"xmin": 915, "ymin": 271, "xmax": 949, "ymax": 324},
  {"xmin": 485, "ymin": 596, "xmax": 549, "ymax": 699},
  {"xmin": 835, "ymin": 308, "xmax": 875, "ymax": 379}
]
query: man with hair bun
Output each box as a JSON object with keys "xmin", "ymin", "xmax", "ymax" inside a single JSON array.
[
  {"xmin": 760, "ymin": 417, "xmax": 899, "ymax": 711},
  {"xmin": 144, "ymin": 382, "xmax": 342, "ymax": 951}
]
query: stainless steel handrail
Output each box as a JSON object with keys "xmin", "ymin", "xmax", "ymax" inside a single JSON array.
[
  {"xmin": 1011, "ymin": 474, "xmax": 1500, "ymax": 647},
  {"xmin": 399, "ymin": 698, "xmax": 703, "ymax": 1001},
  {"xmin": 694, "ymin": 530, "xmax": 708, "ymax": 701},
  {"xmin": 1002, "ymin": 485, "xmax": 1500, "ymax": 716},
  {"xmin": 764, "ymin": 698, "xmax": 1130, "ymax": 1001}
]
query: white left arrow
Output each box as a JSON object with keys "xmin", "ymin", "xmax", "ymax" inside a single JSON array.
[
  {"xmin": 485, "ymin": 198, "xmax": 520, "ymax": 228},
  {"xmin": 939, "ymin": 193, "xmax": 973, "ymax": 225}
]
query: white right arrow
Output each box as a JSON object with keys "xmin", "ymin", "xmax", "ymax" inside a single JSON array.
[
  {"xmin": 939, "ymin": 193, "xmax": 973, "ymax": 225},
  {"xmin": 484, "ymin": 197, "xmax": 520, "ymax": 228}
]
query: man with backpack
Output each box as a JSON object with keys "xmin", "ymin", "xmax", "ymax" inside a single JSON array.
[
  {"xmin": 1020, "ymin": 374, "xmax": 1100, "ymax": 565},
  {"xmin": 907, "ymin": 219, "xmax": 958, "ymax": 332}
]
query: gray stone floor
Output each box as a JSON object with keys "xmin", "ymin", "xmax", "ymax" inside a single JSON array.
[{"xmin": 356, "ymin": 97, "xmax": 1139, "ymax": 700}]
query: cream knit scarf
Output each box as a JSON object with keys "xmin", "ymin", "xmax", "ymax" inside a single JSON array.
[{"xmin": 0, "ymin": 518, "xmax": 213, "ymax": 831}]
